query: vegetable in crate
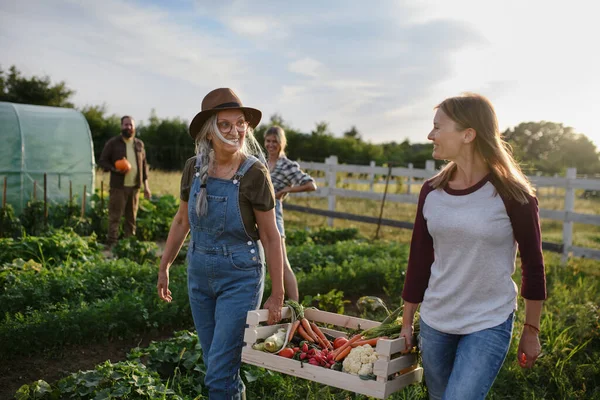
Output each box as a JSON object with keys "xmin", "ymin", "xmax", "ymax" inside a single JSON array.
[
  {"xmin": 261, "ymin": 328, "xmax": 287, "ymax": 353},
  {"xmin": 342, "ymin": 344, "xmax": 378, "ymax": 375}
]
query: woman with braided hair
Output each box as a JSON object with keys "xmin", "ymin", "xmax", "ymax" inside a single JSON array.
[{"xmin": 157, "ymin": 88, "xmax": 284, "ymax": 400}]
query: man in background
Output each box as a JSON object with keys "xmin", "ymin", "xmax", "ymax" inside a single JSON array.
[{"xmin": 98, "ymin": 115, "xmax": 151, "ymax": 247}]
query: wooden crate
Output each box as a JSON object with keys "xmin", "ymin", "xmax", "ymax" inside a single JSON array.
[{"xmin": 242, "ymin": 307, "xmax": 423, "ymax": 399}]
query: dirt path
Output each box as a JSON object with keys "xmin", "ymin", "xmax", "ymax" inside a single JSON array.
[{"xmin": 0, "ymin": 330, "xmax": 175, "ymax": 399}]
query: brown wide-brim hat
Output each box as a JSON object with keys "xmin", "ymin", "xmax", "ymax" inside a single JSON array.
[{"xmin": 189, "ymin": 88, "xmax": 262, "ymax": 140}]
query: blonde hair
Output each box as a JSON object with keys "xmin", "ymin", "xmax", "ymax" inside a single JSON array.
[
  {"xmin": 265, "ymin": 125, "xmax": 287, "ymax": 157},
  {"xmin": 194, "ymin": 113, "xmax": 266, "ymax": 216},
  {"xmin": 430, "ymin": 93, "xmax": 535, "ymax": 204}
]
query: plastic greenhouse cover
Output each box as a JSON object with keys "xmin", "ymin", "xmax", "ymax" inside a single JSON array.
[{"xmin": 0, "ymin": 102, "xmax": 95, "ymax": 214}]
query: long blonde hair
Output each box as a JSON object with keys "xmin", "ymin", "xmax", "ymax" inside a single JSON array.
[
  {"xmin": 194, "ymin": 113, "xmax": 265, "ymax": 216},
  {"xmin": 265, "ymin": 125, "xmax": 287, "ymax": 157},
  {"xmin": 429, "ymin": 93, "xmax": 535, "ymax": 204}
]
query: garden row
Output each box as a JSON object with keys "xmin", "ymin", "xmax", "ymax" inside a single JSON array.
[
  {"xmin": 1, "ymin": 227, "xmax": 407, "ymax": 359},
  {"xmin": 0, "ymin": 193, "xmax": 179, "ymax": 241},
  {"xmin": 15, "ymin": 249, "xmax": 600, "ymax": 400}
]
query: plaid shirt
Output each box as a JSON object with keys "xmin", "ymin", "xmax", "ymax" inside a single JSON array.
[{"xmin": 269, "ymin": 156, "xmax": 315, "ymax": 193}]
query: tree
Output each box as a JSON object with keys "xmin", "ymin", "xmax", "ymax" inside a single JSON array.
[
  {"xmin": 0, "ymin": 65, "xmax": 75, "ymax": 107},
  {"xmin": 80, "ymin": 105, "xmax": 121, "ymax": 163},
  {"xmin": 503, "ymin": 122, "xmax": 600, "ymax": 174},
  {"xmin": 137, "ymin": 110, "xmax": 193, "ymax": 170},
  {"xmin": 343, "ymin": 126, "xmax": 361, "ymax": 140}
]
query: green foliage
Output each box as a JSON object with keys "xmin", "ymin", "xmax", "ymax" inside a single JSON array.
[
  {"xmin": 504, "ymin": 121, "xmax": 600, "ymax": 174},
  {"xmin": 301, "ymin": 289, "xmax": 349, "ymax": 314},
  {"xmin": 285, "ymin": 227, "xmax": 359, "ymax": 247},
  {"xmin": 0, "ymin": 229, "xmax": 101, "ymax": 266},
  {"xmin": 5, "ymin": 226, "xmax": 600, "ymax": 399},
  {"xmin": 0, "ymin": 65, "xmax": 74, "ymax": 108},
  {"xmin": 287, "ymin": 239, "xmax": 407, "ymax": 273},
  {"xmin": 137, "ymin": 110, "xmax": 194, "ymax": 171},
  {"xmin": 0, "ymin": 268, "xmax": 191, "ymax": 358},
  {"xmin": 0, "ymin": 204, "xmax": 24, "ymax": 239},
  {"xmin": 113, "ymin": 236, "xmax": 159, "ymax": 264},
  {"xmin": 81, "ymin": 104, "xmax": 121, "ymax": 164},
  {"xmin": 128, "ymin": 330, "xmax": 205, "ymax": 382},
  {"xmin": 17, "ymin": 361, "xmax": 175, "ymax": 399},
  {"xmin": 310, "ymin": 227, "xmax": 359, "ymax": 245},
  {"xmin": 19, "ymin": 200, "xmax": 48, "ymax": 236},
  {"xmin": 136, "ymin": 195, "xmax": 179, "ymax": 241},
  {"xmin": 0, "ymin": 258, "xmax": 160, "ymax": 315}
]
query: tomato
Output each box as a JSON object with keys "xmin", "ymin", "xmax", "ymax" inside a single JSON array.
[
  {"xmin": 333, "ymin": 337, "xmax": 349, "ymax": 349},
  {"xmin": 278, "ymin": 348, "xmax": 295, "ymax": 358}
]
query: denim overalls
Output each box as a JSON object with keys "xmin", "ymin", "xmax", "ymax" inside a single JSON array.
[{"xmin": 187, "ymin": 155, "xmax": 265, "ymax": 400}]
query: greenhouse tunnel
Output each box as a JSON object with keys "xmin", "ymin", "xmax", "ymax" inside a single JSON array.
[{"xmin": 0, "ymin": 101, "xmax": 95, "ymax": 214}]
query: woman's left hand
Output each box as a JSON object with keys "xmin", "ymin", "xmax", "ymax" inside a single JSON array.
[
  {"xmin": 263, "ymin": 291, "xmax": 285, "ymax": 325},
  {"xmin": 517, "ymin": 326, "xmax": 542, "ymax": 368},
  {"xmin": 275, "ymin": 188, "xmax": 289, "ymax": 200}
]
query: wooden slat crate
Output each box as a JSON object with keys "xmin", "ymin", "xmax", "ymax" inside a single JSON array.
[{"xmin": 242, "ymin": 307, "xmax": 423, "ymax": 399}]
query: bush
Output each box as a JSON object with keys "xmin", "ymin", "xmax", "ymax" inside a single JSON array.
[
  {"xmin": 0, "ymin": 229, "xmax": 101, "ymax": 266},
  {"xmin": 0, "ymin": 205, "xmax": 24, "ymax": 239},
  {"xmin": 113, "ymin": 236, "xmax": 158, "ymax": 264}
]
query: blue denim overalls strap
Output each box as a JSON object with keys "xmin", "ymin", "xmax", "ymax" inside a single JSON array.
[
  {"xmin": 186, "ymin": 154, "xmax": 265, "ymax": 400},
  {"xmin": 188, "ymin": 155, "xmax": 260, "ymax": 250}
]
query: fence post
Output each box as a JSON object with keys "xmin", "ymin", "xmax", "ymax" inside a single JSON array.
[
  {"xmin": 81, "ymin": 185, "xmax": 86, "ymax": 218},
  {"xmin": 368, "ymin": 160, "xmax": 376, "ymax": 192},
  {"xmin": 406, "ymin": 163, "xmax": 413, "ymax": 194},
  {"xmin": 425, "ymin": 160, "xmax": 435, "ymax": 174},
  {"xmin": 326, "ymin": 155, "xmax": 338, "ymax": 227},
  {"xmin": 562, "ymin": 168, "xmax": 576, "ymax": 264},
  {"xmin": 43, "ymin": 173, "xmax": 48, "ymax": 226},
  {"xmin": 2, "ymin": 176, "xmax": 6, "ymax": 208}
]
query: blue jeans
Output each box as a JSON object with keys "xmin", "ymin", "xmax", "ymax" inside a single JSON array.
[
  {"xmin": 275, "ymin": 199, "xmax": 285, "ymax": 238},
  {"xmin": 418, "ymin": 312, "xmax": 514, "ymax": 400},
  {"xmin": 187, "ymin": 247, "xmax": 264, "ymax": 399}
]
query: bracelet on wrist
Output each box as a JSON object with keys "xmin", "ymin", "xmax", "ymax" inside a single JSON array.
[{"xmin": 524, "ymin": 323, "xmax": 540, "ymax": 334}]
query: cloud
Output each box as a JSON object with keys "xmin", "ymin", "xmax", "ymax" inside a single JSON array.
[
  {"xmin": 1, "ymin": 0, "xmax": 503, "ymax": 146},
  {"xmin": 288, "ymin": 57, "xmax": 323, "ymax": 78}
]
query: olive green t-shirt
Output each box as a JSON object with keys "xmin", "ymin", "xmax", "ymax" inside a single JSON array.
[{"xmin": 180, "ymin": 156, "xmax": 275, "ymax": 240}]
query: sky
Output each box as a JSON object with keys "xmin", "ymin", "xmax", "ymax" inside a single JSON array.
[{"xmin": 1, "ymin": 0, "xmax": 598, "ymax": 147}]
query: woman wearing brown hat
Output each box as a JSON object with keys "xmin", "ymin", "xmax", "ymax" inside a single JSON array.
[{"xmin": 157, "ymin": 88, "xmax": 284, "ymax": 399}]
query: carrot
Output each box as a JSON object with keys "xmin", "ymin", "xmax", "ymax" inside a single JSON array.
[
  {"xmin": 297, "ymin": 324, "xmax": 315, "ymax": 343},
  {"xmin": 332, "ymin": 334, "xmax": 363, "ymax": 358},
  {"xmin": 310, "ymin": 322, "xmax": 333, "ymax": 350},
  {"xmin": 300, "ymin": 318, "xmax": 320, "ymax": 342},
  {"xmin": 351, "ymin": 336, "xmax": 388, "ymax": 347},
  {"xmin": 287, "ymin": 320, "xmax": 301, "ymax": 343},
  {"xmin": 334, "ymin": 346, "xmax": 352, "ymax": 362}
]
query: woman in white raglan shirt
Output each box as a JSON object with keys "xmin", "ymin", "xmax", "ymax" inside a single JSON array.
[{"xmin": 400, "ymin": 93, "xmax": 546, "ymax": 400}]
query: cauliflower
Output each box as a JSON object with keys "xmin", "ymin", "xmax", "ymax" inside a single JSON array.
[{"xmin": 342, "ymin": 345, "xmax": 378, "ymax": 375}]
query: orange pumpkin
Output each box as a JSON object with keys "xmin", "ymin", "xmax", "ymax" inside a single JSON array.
[{"xmin": 115, "ymin": 158, "xmax": 132, "ymax": 173}]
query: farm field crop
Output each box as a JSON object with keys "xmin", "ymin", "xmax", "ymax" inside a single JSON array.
[{"xmin": 2, "ymin": 180, "xmax": 598, "ymax": 399}]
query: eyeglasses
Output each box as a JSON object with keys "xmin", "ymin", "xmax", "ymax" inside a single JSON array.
[{"xmin": 217, "ymin": 119, "xmax": 248, "ymax": 135}]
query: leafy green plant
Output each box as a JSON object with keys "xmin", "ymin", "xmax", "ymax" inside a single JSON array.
[
  {"xmin": 302, "ymin": 289, "xmax": 349, "ymax": 314},
  {"xmin": 0, "ymin": 229, "xmax": 102, "ymax": 266},
  {"xmin": 136, "ymin": 195, "xmax": 178, "ymax": 241},
  {"xmin": 113, "ymin": 236, "xmax": 159, "ymax": 264},
  {"xmin": 0, "ymin": 205, "xmax": 24, "ymax": 239},
  {"xmin": 19, "ymin": 200, "xmax": 48, "ymax": 236},
  {"xmin": 16, "ymin": 361, "xmax": 175, "ymax": 399},
  {"xmin": 310, "ymin": 227, "xmax": 359, "ymax": 245}
]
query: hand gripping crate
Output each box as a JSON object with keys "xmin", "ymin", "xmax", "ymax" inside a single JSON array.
[{"xmin": 241, "ymin": 307, "xmax": 423, "ymax": 399}]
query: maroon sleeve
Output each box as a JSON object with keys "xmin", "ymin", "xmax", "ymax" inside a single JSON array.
[
  {"xmin": 402, "ymin": 181, "xmax": 436, "ymax": 303},
  {"xmin": 504, "ymin": 194, "xmax": 547, "ymax": 300}
]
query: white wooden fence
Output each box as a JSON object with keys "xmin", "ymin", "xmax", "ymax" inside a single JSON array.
[{"xmin": 289, "ymin": 156, "xmax": 600, "ymax": 262}]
